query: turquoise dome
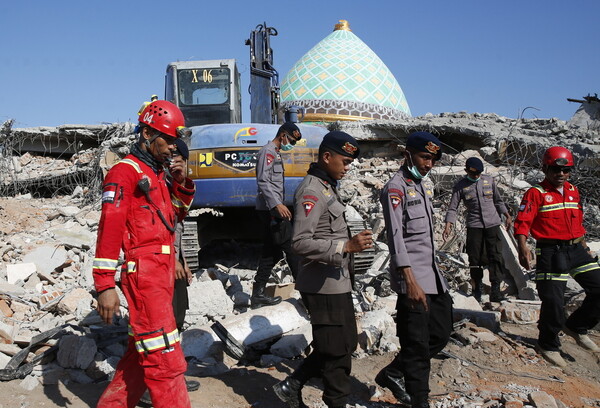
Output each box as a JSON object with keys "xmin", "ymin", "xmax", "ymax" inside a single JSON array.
[{"xmin": 281, "ymin": 20, "xmax": 411, "ymax": 122}]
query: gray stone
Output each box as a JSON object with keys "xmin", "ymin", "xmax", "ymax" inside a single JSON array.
[
  {"xmin": 500, "ymin": 300, "xmax": 541, "ymax": 324},
  {"xmin": 358, "ymin": 309, "xmax": 397, "ymax": 353},
  {"xmin": 56, "ymin": 287, "xmax": 93, "ymax": 316},
  {"xmin": 57, "ymin": 335, "xmax": 97, "ymax": 369},
  {"xmin": 451, "ymin": 291, "xmax": 483, "ymax": 311},
  {"xmin": 19, "ymin": 374, "xmax": 40, "ymax": 391},
  {"xmin": 270, "ymin": 323, "xmax": 312, "ymax": 359},
  {"xmin": 23, "ymin": 245, "xmax": 68, "ymax": 274},
  {"xmin": 85, "ymin": 357, "xmax": 117, "ymax": 380},
  {"xmin": 68, "ymin": 369, "xmax": 94, "ymax": 384},
  {"xmin": 453, "ymin": 308, "xmax": 501, "ymax": 332},
  {"xmin": 0, "ymin": 351, "xmax": 11, "ymax": 369},
  {"xmin": 529, "ymin": 391, "xmax": 558, "ymax": 408},
  {"xmin": 6, "ymin": 262, "xmax": 36, "ymax": 285},
  {"xmin": 181, "ymin": 325, "xmax": 221, "ymax": 360},
  {"xmin": 52, "ymin": 226, "xmax": 95, "ymax": 249},
  {"xmin": 187, "ymin": 279, "xmax": 234, "ymax": 320},
  {"xmin": 0, "ymin": 283, "xmax": 25, "ymax": 296}
]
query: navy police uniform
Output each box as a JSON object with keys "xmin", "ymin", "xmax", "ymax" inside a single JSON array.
[
  {"xmin": 445, "ymin": 157, "xmax": 510, "ymax": 300},
  {"xmin": 378, "ymin": 132, "xmax": 452, "ymax": 408},
  {"xmin": 254, "ymin": 123, "xmax": 301, "ymax": 291},
  {"xmin": 285, "ymin": 131, "xmax": 360, "ymax": 408}
]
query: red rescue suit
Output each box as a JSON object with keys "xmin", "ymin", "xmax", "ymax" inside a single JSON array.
[
  {"xmin": 513, "ymin": 180, "xmax": 584, "ymax": 241},
  {"xmin": 93, "ymin": 154, "xmax": 195, "ymax": 408}
]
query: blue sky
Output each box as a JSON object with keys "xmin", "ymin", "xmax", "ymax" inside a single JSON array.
[{"xmin": 1, "ymin": 1, "xmax": 598, "ymax": 127}]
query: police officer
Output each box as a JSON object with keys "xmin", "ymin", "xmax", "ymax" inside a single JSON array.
[
  {"xmin": 253, "ymin": 122, "xmax": 302, "ymax": 309},
  {"xmin": 272, "ymin": 131, "xmax": 372, "ymax": 408},
  {"xmin": 94, "ymin": 100, "xmax": 195, "ymax": 408},
  {"xmin": 443, "ymin": 157, "xmax": 512, "ymax": 302},
  {"xmin": 376, "ymin": 131, "xmax": 453, "ymax": 408},
  {"xmin": 514, "ymin": 146, "xmax": 600, "ymax": 367}
]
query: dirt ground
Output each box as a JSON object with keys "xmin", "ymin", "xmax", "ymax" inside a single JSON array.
[{"xmin": 0, "ymin": 321, "xmax": 598, "ymax": 408}]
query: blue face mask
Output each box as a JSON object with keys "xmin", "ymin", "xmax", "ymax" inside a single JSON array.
[
  {"xmin": 466, "ymin": 176, "xmax": 479, "ymax": 182},
  {"xmin": 280, "ymin": 143, "xmax": 294, "ymax": 151},
  {"xmin": 407, "ymin": 155, "xmax": 429, "ymax": 180}
]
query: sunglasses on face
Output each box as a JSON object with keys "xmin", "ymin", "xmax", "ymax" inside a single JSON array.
[{"xmin": 548, "ymin": 166, "xmax": 572, "ymax": 174}]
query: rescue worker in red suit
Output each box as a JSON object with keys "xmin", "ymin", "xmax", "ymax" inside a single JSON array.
[
  {"xmin": 93, "ymin": 100, "xmax": 195, "ymax": 408},
  {"xmin": 514, "ymin": 146, "xmax": 600, "ymax": 367}
]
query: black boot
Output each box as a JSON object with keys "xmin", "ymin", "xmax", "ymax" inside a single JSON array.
[
  {"xmin": 251, "ymin": 283, "xmax": 282, "ymax": 309},
  {"xmin": 375, "ymin": 367, "xmax": 411, "ymax": 406},
  {"xmin": 472, "ymin": 277, "xmax": 483, "ymax": 303},
  {"xmin": 273, "ymin": 377, "xmax": 307, "ymax": 408},
  {"xmin": 490, "ymin": 280, "xmax": 504, "ymax": 302}
]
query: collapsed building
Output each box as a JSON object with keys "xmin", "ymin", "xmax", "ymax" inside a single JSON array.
[{"xmin": 0, "ymin": 107, "xmax": 599, "ymax": 406}]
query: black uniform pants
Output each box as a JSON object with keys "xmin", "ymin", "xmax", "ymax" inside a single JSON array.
[
  {"xmin": 255, "ymin": 210, "xmax": 299, "ymax": 286},
  {"xmin": 172, "ymin": 278, "xmax": 189, "ymax": 332},
  {"xmin": 384, "ymin": 291, "xmax": 453, "ymax": 405},
  {"xmin": 535, "ymin": 242, "xmax": 600, "ymax": 351},
  {"xmin": 291, "ymin": 292, "xmax": 358, "ymax": 408},
  {"xmin": 466, "ymin": 226, "xmax": 504, "ymax": 283}
]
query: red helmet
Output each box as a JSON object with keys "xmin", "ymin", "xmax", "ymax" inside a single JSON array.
[
  {"xmin": 138, "ymin": 100, "xmax": 185, "ymax": 138},
  {"xmin": 542, "ymin": 146, "xmax": 574, "ymax": 167}
]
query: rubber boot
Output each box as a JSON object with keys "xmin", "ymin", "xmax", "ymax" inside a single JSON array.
[{"xmin": 250, "ymin": 283, "xmax": 282, "ymax": 309}]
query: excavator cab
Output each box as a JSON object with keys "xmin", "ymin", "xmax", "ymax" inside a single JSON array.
[{"xmin": 165, "ymin": 59, "xmax": 242, "ymax": 127}]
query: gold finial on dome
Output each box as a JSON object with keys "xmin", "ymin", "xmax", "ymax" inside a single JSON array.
[{"xmin": 334, "ymin": 20, "xmax": 351, "ymax": 32}]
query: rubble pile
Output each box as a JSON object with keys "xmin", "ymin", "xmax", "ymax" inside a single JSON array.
[{"xmin": 0, "ymin": 113, "xmax": 599, "ymax": 406}]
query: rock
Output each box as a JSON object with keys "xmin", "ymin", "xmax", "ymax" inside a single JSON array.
[
  {"xmin": 0, "ymin": 351, "xmax": 11, "ymax": 369},
  {"xmin": 181, "ymin": 325, "xmax": 221, "ymax": 360},
  {"xmin": 56, "ymin": 288, "xmax": 93, "ymax": 316},
  {"xmin": 56, "ymin": 335, "xmax": 97, "ymax": 369},
  {"xmin": 6, "ymin": 262, "xmax": 36, "ymax": 285},
  {"xmin": 0, "ymin": 300, "xmax": 13, "ymax": 318},
  {"xmin": 187, "ymin": 280, "xmax": 234, "ymax": 320},
  {"xmin": 19, "ymin": 374, "xmax": 40, "ymax": 391},
  {"xmin": 451, "ymin": 291, "xmax": 483, "ymax": 311},
  {"xmin": 529, "ymin": 391, "xmax": 558, "ymax": 408},
  {"xmin": 358, "ymin": 309, "xmax": 397, "ymax": 353},
  {"xmin": 85, "ymin": 356, "xmax": 118, "ymax": 380},
  {"xmin": 453, "ymin": 308, "xmax": 501, "ymax": 332},
  {"xmin": 58, "ymin": 206, "xmax": 81, "ymax": 218},
  {"xmin": 51, "ymin": 226, "xmax": 96, "ymax": 249},
  {"xmin": 500, "ymin": 300, "xmax": 541, "ymax": 324},
  {"xmin": 270, "ymin": 323, "xmax": 312, "ymax": 359},
  {"xmin": 0, "ymin": 283, "xmax": 25, "ymax": 296},
  {"xmin": 0, "ymin": 320, "xmax": 17, "ymax": 344},
  {"xmin": 22, "ymin": 245, "xmax": 68, "ymax": 274}
]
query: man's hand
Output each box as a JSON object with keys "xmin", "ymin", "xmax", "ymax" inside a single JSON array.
[
  {"xmin": 442, "ymin": 222, "xmax": 453, "ymax": 242},
  {"xmin": 504, "ymin": 213, "xmax": 513, "ymax": 230},
  {"xmin": 175, "ymin": 259, "xmax": 193, "ymax": 284},
  {"xmin": 344, "ymin": 230, "xmax": 374, "ymax": 253},
  {"xmin": 169, "ymin": 155, "xmax": 187, "ymax": 184},
  {"xmin": 401, "ymin": 266, "xmax": 428, "ymax": 311},
  {"xmin": 274, "ymin": 204, "xmax": 292, "ymax": 221},
  {"xmin": 175, "ymin": 260, "xmax": 187, "ymax": 281},
  {"xmin": 515, "ymin": 234, "xmax": 531, "ymax": 270},
  {"xmin": 97, "ymin": 288, "xmax": 120, "ymax": 325}
]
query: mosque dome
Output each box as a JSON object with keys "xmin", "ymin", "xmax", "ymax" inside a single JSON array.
[{"xmin": 280, "ymin": 20, "xmax": 411, "ymax": 122}]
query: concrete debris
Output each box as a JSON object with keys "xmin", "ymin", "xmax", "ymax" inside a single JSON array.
[{"xmin": 0, "ymin": 114, "xmax": 598, "ymax": 406}]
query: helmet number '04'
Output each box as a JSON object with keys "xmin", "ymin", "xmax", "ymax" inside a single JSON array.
[{"xmin": 143, "ymin": 112, "xmax": 153, "ymax": 123}]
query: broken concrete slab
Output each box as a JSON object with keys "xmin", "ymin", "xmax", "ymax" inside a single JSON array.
[
  {"xmin": 212, "ymin": 298, "xmax": 310, "ymax": 349},
  {"xmin": 6, "ymin": 263, "xmax": 36, "ymax": 285},
  {"xmin": 181, "ymin": 325, "xmax": 221, "ymax": 360},
  {"xmin": 51, "ymin": 226, "xmax": 96, "ymax": 249},
  {"xmin": 453, "ymin": 308, "xmax": 501, "ymax": 332},
  {"xmin": 498, "ymin": 227, "xmax": 536, "ymax": 300},
  {"xmin": 0, "ymin": 283, "xmax": 25, "ymax": 296},
  {"xmin": 500, "ymin": 300, "xmax": 541, "ymax": 324},
  {"xmin": 56, "ymin": 288, "xmax": 93, "ymax": 316},
  {"xmin": 22, "ymin": 245, "xmax": 68, "ymax": 275},
  {"xmin": 269, "ymin": 323, "xmax": 312, "ymax": 359},
  {"xmin": 358, "ymin": 309, "xmax": 398, "ymax": 353},
  {"xmin": 187, "ymin": 279, "xmax": 234, "ymax": 321}
]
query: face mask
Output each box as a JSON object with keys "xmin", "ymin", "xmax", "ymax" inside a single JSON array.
[
  {"xmin": 280, "ymin": 143, "xmax": 294, "ymax": 152},
  {"xmin": 407, "ymin": 154, "xmax": 429, "ymax": 180},
  {"xmin": 466, "ymin": 176, "xmax": 479, "ymax": 182}
]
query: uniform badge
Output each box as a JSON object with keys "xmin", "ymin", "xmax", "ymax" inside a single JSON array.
[
  {"xmin": 303, "ymin": 200, "xmax": 316, "ymax": 216},
  {"xmin": 322, "ymin": 188, "xmax": 331, "ymax": 197},
  {"xmin": 425, "ymin": 141, "xmax": 440, "ymax": 155},
  {"xmin": 483, "ymin": 179, "xmax": 489, "ymax": 185},
  {"xmin": 102, "ymin": 183, "xmax": 118, "ymax": 204},
  {"xmin": 519, "ymin": 204, "xmax": 526, "ymax": 212},
  {"xmin": 389, "ymin": 189, "xmax": 403, "ymax": 210},
  {"xmin": 569, "ymin": 196, "xmax": 573, "ymax": 200},
  {"xmin": 407, "ymin": 189, "xmax": 416, "ymax": 197},
  {"xmin": 266, "ymin": 153, "xmax": 274, "ymax": 166},
  {"xmin": 342, "ymin": 142, "xmax": 358, "ymax": 156},
  {"xmin": 545, "ymin": 195, "xmax": 553, "ymax": 203},
  {"xmin": 426, "ymin": 189, "xmax": 433, "ymax": 196}
]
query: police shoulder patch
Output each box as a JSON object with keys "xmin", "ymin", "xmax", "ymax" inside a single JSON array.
[
  {"xmin": 302, "ymin": 200, "xmax": 316, "ymax": 216},
  {"xmin": 266, "ymin": 153, "xmax": 274, "ymax": 166}
]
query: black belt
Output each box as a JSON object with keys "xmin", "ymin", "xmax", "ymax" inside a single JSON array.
[{"xmin": 536, "ymin": 236, "xmax": 584, "ymax": 247}]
